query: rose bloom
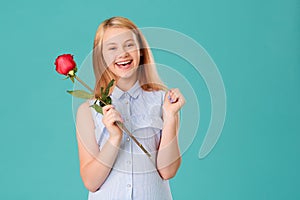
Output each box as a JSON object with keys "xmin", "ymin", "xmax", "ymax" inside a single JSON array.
[{"xmin": 55, "ymin": 54, "xmax": 76, "ymax": 75}]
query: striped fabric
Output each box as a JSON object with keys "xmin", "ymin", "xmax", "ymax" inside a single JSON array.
[{"xmin": 88, "ymin": 81, "xmax": 173, "ymax": 200}]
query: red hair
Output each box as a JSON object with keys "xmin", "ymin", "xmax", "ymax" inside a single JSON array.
[{"xmin": 92, "ymin": 16, "xmax": 166, "ymax": 97}]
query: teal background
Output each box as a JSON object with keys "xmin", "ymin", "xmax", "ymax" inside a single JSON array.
[{"xmin": 1, "ymin": 0, "xmax": 299, "ymax": 199}]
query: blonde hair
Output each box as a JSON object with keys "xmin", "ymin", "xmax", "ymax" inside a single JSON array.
[{"xmin": 92, "ymin": 16, "xmax": 166, "ymax": 97}]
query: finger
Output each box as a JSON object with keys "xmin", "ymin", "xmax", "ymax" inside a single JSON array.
[
  {"xmin": 171, "ymin": 88, "xmax": 181, "ymax": 97},
  {"xmin": 168, "ymin": 90, "xmax": 179, "ymax": 103},
  {"xmin": 107, "ymin": 114, "xmax": 123, "ymax": 125},
  {"xmin": 102, "ymin": 105, "xmax": 114, "ymax": 115},
  {"xmin": 177, "ymin": 94, "xmax": 186, "ymax": 107},
  {"xmin": 103, "ymin": 113, "xmax": 120, "ymax": 126},
  {"xmin": 168, "ymin": 90, "xmax": 174, "ymax": 103},
  {"xmin": 108, "ymin": 110, "xmax": 123, "ymax": 122}
]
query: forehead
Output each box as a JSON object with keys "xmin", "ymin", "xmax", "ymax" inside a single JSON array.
[{"xmin": 102, "ymin": 27, "xmax": 137, "ymax": 45}]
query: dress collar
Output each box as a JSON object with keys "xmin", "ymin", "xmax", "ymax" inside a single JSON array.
[{"xmin": 112, "ymin": 81, "xmax": 142, "ymax": 100}]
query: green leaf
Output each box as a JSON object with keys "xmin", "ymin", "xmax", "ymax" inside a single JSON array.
[
  {"xmin": 90, "ymin": 104, "xmax": 103, "ymax": 114},
  {"xmin": 104, "ymin": 79, "xmax": 115, "ymax": 96},
  {"xmin": 67, "ymin": 90, "xmax": 93, "ymax": 99},
  {"xmin": 101, "ymin": 92, "xmax": 106, "ymax": 101},
  {"xmin": 100, "ymin": 86, "xmax": 106, "ymax": 101}
]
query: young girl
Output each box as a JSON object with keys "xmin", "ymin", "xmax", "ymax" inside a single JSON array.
[{"xmin": 76, "ymin": 16, "xmax": 185, "ymax": 200}]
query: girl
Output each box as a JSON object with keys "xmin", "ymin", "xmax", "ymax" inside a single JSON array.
[{"xmin": 76, "ymin": 16, "xmax": 185, "ymax": 200}]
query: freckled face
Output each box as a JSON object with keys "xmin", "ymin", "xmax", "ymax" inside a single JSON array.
[{"xmin": 102, "ymin": 27, "xmax": 141, "ymax": 79}]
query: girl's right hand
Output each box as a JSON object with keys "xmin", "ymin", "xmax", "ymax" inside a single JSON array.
[{"xmin": 102, "ymin": 105, "xmax": 123, "ymax": 138}]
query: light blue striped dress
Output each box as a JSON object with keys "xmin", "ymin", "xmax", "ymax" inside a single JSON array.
[{"xmin": 88, "ymin": 81, "xmax": 173, "ymax": 200}]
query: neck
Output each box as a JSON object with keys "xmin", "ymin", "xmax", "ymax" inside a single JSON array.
[{"xmin": 116, "ymin": 74, "xmax": 138, "ymax": 91}]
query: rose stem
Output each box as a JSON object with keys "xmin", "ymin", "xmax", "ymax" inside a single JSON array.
[
  {"xmin": 98, "ymin": 97, "xmax": 153, "ymax": 163},
  {"xmin": 74, "ymin": 76, "xmax": 94, "ymax": 93},
  {"xmin": 115, "ymin": 121, "xmax": 155, "ymax": 165},
  {"xmin": 74, "ymin": 75, "xmax": 154, "ymax": 165}
]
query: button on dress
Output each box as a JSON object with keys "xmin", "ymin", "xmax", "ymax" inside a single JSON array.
[{"xmin": 88, "ymin": 81, "xmax": 173, "ymax": 200}]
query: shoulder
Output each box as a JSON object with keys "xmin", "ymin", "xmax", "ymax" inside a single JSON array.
[
  {"xmin": 76, "ymin": 100, "xmax": 96, "ymax": 121},
  {"xmin": 77, "ymin": 100, "xmax": 91, "ymax": 114}
]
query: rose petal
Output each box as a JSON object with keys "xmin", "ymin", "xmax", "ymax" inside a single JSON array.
[{"xmin": 55, "ymin": 54, "xmax": 76, "ymax": 75}]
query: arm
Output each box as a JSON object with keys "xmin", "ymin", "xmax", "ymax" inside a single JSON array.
[
  {"xmin": 157, "ymin": 89, "xmax": 185, "ymax": 180},
  {"xmin": 76, "ymin": 102, "xmax": 123, "ymax": 192}
]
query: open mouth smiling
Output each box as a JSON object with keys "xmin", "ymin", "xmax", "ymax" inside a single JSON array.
[{"xmin": 115, "ymin": 60, "xmax": 133, "ymax": 69}]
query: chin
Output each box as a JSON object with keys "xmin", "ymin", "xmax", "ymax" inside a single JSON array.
[{"xmin": 117, "ymin": 70, "xmax": 137, "ymax": 79}]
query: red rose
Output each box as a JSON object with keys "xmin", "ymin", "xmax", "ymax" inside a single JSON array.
[{"xmin": 55, "ymin": 54, "xmax": 76, "ymax": 75}]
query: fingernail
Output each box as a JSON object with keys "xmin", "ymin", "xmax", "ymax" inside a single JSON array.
[
  {"xmin": 168, "ymin": 94, "xmax": 171, "ymax": 100},
  {"xmin": 168, "ymin": 95, "xmax": 174, "ymax": 103}
]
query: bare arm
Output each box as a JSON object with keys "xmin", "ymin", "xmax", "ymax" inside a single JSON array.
[
  {"xmin": 157, "ymin": 89, "xmax": 185, "ymax": 180},
  {"xmin": 76, "ymin": 102, "xmax": 123, "ymax": 192}
]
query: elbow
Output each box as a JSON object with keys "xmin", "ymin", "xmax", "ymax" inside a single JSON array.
[
  {"xmin": 81, "ymin": 176, "xmax": 100, "ymax": 192},
  {"xmin": 158, "ymin": 158, "xmax": 181, "ymax": 180},
  {"xmin": 160, "ymin": 171, "xmax": 177, "ymax": 180},
  {"xmin": 82, "ymin": 178, "xmax": 100, "ymax": 192},
  {"xmin": 80, "ymin": 171, "xmax": 100, "ymax": 192},
  {"xmin": 84, "ymin": 182, "xmax": 99, "ymax": 193}
]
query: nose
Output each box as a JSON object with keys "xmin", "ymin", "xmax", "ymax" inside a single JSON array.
[{"xmin": 116, "ymin": 46, "xmax": 129, "ymax": 59}]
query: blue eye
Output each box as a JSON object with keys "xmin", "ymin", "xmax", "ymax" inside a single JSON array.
[
  {"xmin": 108, "ymin": 47, "xmax": 116, "ymax": 51},
  {"xmin": 126, "ymin": 43, "xmax": 135, "ymax": 48}
]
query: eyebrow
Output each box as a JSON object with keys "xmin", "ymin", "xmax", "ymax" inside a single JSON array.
[{"xmin": 105, "ymin": 39, "xmax": 134, "ymax": 46}]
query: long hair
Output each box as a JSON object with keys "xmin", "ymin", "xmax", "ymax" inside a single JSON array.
[{"xmin": 92, "ymin": 16, "xmax": 166, "ymax": 97}]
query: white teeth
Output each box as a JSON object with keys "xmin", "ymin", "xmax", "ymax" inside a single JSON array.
[{"xmin": 116, "ymin": 60, "xmax": 131, "ymax": 65}]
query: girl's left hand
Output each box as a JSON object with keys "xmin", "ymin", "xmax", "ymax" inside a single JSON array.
[{"xmin": 163, "ymin": 88, "xmax": 185, "ymax": 117}]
